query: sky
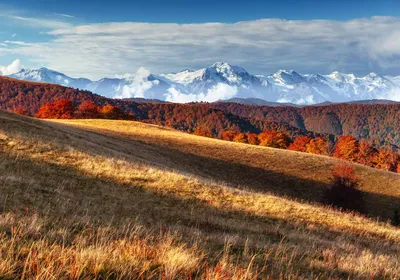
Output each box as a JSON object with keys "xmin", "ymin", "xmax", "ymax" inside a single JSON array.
[{"xmin": 2, "ymin": 0, "xmax": 400, "ymax": 79}]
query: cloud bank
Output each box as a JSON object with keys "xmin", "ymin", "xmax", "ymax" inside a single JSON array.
[
  {"xmin": 164, "ymin": 83, "xmax": 238, "ymax": 103},
  {"xmin": 0, "ymin": 59, "xmax": 22, "ymax": 75},
  {"xmin": 3, "ymin": 17, "xmax": 400, "ymax": 79},
  {"xmin": 116, "ymin": 67, "xmax": 160, "ymax": 99}
]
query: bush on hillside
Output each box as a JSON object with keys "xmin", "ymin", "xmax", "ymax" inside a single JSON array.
[{"xmin": 323, "ymin": 163, "xmax": 364, "ymax": 213}]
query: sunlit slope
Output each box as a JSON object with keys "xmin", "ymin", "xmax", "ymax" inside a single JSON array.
[
  {"xmin": 0, "ymin": 110, "xmax": 400, "ymax": 279},
  {"xmin": 52, "ymin": 118, "xmax": 400, "ymax": 219}
]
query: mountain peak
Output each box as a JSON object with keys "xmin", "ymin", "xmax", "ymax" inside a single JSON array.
[
  {"xmin": 209, "ymin": 62, "xmax": 248, "ymax": 76},
  {"xmin": 6, "ymin": 63, "xmax": 400, "ymax": 105},
  {"xmin": 211, "ymin": 62, "xmax": 231, "ymax": 68},
  {"xmin": 365, "ymin": 72, "xmax": 382, "ymax": 79}
]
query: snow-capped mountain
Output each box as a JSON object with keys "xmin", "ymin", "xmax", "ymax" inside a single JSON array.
[
  {"xmin": 8, "ymin": 63, "xmax": 400, "ymax": 104},
  {"xmin": 10, "ymin": 67, "xmax": 172, "ymax": 100},
  {"xmin": 11, "ymin": 68, "xmax": 92, "ymax": 89}
]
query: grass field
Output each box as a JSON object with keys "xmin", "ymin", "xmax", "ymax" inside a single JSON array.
[{"xmin": 0, "ymin": 110, "xmax": 400, "ymax": 279}]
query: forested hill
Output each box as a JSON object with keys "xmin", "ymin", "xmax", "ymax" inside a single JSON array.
[
  {"xmin": 0, "ymin": 77, "xmax": 324, "ymax": 140},
  {"xmin": 1, "ymin": 76, "xmax": 399, "ymax": 147},
  {"xmin": 213, "ymin": 102, "xmax": 400, "ymax": 148}
]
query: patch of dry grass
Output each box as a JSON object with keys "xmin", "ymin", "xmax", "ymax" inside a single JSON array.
[{"xmin": 0, "ymin": 111, "xmax": 400, "ymax": 279}]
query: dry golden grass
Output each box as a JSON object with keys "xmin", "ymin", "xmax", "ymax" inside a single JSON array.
[{"xmin": 0, "ymin": 110, "xmax": 400, "ymax": 279}]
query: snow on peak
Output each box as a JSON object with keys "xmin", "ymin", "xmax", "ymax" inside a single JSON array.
[{"xmin": 6, "ymin": 61, "xmax": 400, "ymax": 104}]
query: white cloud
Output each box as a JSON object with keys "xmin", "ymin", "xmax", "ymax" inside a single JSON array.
[
  {"xmin": 376, "ymin": 88, "xmax": 400, "ymax": 101},
  {"xmin": 5, "ymin": 17, "xmax": 400, "ymax": 79},
  {"xmin": 115, "ymin": 67, "xmax": 159, "ymax": 98},
  {"xmin": 11, "ymin": 33, "xmax": 16, "ymax": 38},
  {"xmin": 53, "ymin": 13, "xmax": 75, "ymax": 19},
  {"xmin": 4, "ymin": 40, "xmax": 33, "ymax": 46},
  {"xmin": 8, "ymin": 15, "xmax": 71, "ymax": 29},
  {"xmin": 164, "ymin": 83, "xmax": 238, "ymax": 103},
  {"xmin": 0, "ymin": 59, "xmax": 23, "ymax": 75}
]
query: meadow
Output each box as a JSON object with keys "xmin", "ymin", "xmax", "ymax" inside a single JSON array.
[{"xmin": 0, "ymin": 110, "xmax": 400, "ymax": 279}]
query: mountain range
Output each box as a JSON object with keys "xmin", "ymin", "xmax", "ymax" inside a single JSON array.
[{"xmin": 8, "ymin": 62, "xmax": 400, "ymax": 104}]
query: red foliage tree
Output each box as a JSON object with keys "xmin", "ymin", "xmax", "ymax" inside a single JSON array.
[
  {"xmin": 14, "ymin": 107, "xmax": 28, "ymax": 116},
  {"xmin": 78, "ymin": 100, "xmax": 100, "ymax": 119},
  {"xmin": 323, "ymin": 163, "xmax": 364, "ymax": 212},
  {"xmin": 35, "ymin": 99, "xmax": 74, "ymax": 119},
  {"xmin": 288, "ymin": 136, "xmax": 312, "ymax": 152}
]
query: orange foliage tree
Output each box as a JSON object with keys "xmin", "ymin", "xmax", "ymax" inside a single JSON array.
[
  {"xmin": 288, "ymin": 136, "xmax": 312, "ymax": 152},
  {"xmin": 357, "ymin": 140, "xmax": 378, "ymax": 167},
  {"xmin": 258, "ymin": 130, "xmax": 291, "ymax": 149},
  {"xmin": 233, "ymin": 133, "xmax": 248, "ymax": 144},
  {"xmin": 194, "ymin": 127, "xmax": 213, "ymax": 137},
  {"xmin": 100, "ymin": 104, "xmax": 129, "ymax": 120},
  {"xmin": 35, "ymin": 99, "xmax": 74, "ymax": 119},
  {"xmin": 306, "ymin": 137, "xmax": 329, "ymax": 155},
  {"xmin": 246, "ymin": 133, "xmax": 259, "ymax": 145},
  {"xmin": 373, "ymin": 150, "xmax": 398, "ymax": 172},
  {"xmin": 221, "ymin": 131, "xmax": 238, "ymax": 141},
  {"xmin": 333, "ymin": 136, "xmax": 359, "ymax": 162}
]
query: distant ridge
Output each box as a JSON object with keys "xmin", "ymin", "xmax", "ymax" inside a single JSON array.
[
  {"xmin": 217, "ymin": 97, "xmax": 299, "ymax": 107},
  {"xmin": 7, "ymin": 62, "xmax": 400, "ymax": 104},
  {"xmin": 218, "ymin": 98, "xmax": 400, "ymax": 107}
]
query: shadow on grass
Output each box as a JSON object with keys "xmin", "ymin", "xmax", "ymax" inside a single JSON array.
[
  {"xmin": 1, "ymin": 147, "xmax": 398, "ymax": 279},
  {"xmin": 0, "ymin": 111, "xmax": 399, "ymax": 220},
  {"xmin": 46, "ymin": 119, "xmax": 400, "ymax": 219}
]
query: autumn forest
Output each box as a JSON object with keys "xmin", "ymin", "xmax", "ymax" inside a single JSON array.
[{"xmin": 1, "ymin": 76, "xmax": 399, "ymax": 174}]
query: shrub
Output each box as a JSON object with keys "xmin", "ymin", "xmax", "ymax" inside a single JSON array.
[{"xmin": 323, "ymin": 163, "xmax": 364, "ymax": 213}]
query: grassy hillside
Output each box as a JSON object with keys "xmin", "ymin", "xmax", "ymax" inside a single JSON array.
[{"xmin": 0, "ymin": 110, "xmax": 400, "ymax": 279}]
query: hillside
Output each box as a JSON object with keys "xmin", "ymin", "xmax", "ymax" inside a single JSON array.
[
  {"xmin": 213, "ymin": 102, "xmax": 400, "ymax": 147},
  {"xmin": 1, "ymin": 109, "xmax": 400, "ymax": 279},
  {"xmin": 0, "ymin": 76, "xmax": 327, "ymax": 140},
  {"xmin": 3, "ymin": 75, "xmax": 400, "ymax": 149}
]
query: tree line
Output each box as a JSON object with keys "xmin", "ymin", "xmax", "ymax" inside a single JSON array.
[{"xmin": 210, "ymin": 130, "xmax": 400, "ymax": 174}]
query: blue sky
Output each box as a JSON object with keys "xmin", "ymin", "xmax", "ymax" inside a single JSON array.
[
  {"xmin": 2, "ymin": 0, "xmax": 400, "ymax": 78},
  {"xmin": 5, "ymin": 0, "xmax": 400, "ymax": 23}
]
